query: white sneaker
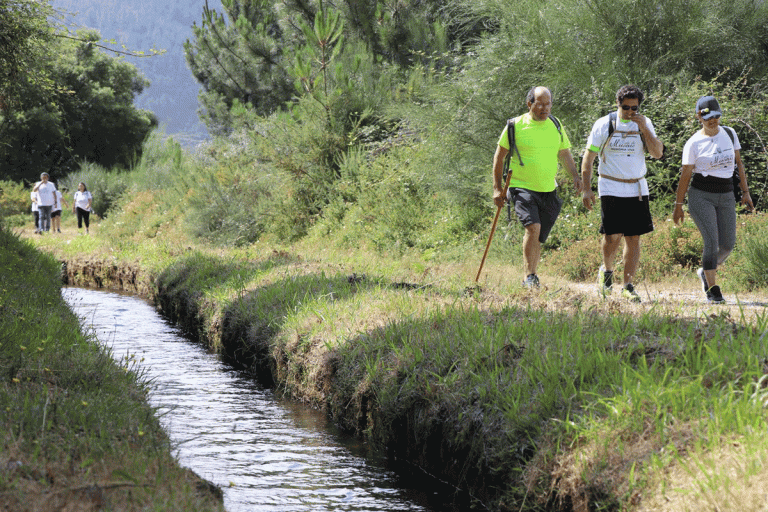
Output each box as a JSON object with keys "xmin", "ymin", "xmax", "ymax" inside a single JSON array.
[{"xmin": 697, "ymin": 267, "xmax": 709, "ymax": 293}]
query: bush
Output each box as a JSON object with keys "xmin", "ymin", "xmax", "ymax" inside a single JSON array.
[
  {"xmin": 639, "ymin": 219, "xmax": 703, "ymax": 280},
  {"xmin": 738, "ymin": 213, "xmax": 768, "ymax": 289},
  {"xmin": 0, "ymin": 180, "xmax": 30, "ymax": 217},
  {"xmin": 59, "ymin": 163, "xmax": 130, "ymax": 218}
]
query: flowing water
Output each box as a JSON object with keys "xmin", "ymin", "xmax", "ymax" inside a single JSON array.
[{"xmin": 63, "ymin": 287, "xmax": 463, "ymax": 512}]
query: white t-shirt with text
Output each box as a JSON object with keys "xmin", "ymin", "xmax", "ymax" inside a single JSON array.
[
  {"xmin": 682, "ymin": 126, "xmax": 740, "ymax": 179},
  {"xmin": 586, "ymin": 114, "xmax": 657, "ymax": 198}
]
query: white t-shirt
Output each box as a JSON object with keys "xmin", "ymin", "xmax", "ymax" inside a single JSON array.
[
  {"xmin": 586, "ymin": 114, "xmax": 657, "ymax": 197},
  {"xmin": 74, "ymin": 190, "xmax": 92, "ymax": 211},
  {"xmin": 36, "ymin": 181, "xmax": 57, "ymax": 207},
  {"xmin": 53, "ymin": 190, "xmax": 63, "ymax": 213},
  {"xmin": 30, "ymin": 190, "xmax": 38, "ymax": 212},
  {"xmin": 682, "ymin": 126, "xmax": 740, "ymax": 179}
]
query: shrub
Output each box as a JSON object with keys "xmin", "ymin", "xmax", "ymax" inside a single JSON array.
[
  {"xmin": 639, "ymin": 219, "xmax": 703, "ymax": 280},
  {"xmin": 739, "ymin": 213, "xmax": 768, "ymax": 289},
  {"xmin": 0, "ymin": 179, "xmax": 30, "ymax": 217},
  {"xmin": 59, "ymin": 163, "xmax": 130, "ymax": 218},
  {"xmin": 545, "ymin": 236, "xmax": 603, "ymax": 281}
]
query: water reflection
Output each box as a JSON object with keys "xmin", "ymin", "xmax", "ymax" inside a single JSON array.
[{"xmin": 63, "ymin": 287, "xmax": 445, "ymax": 512}]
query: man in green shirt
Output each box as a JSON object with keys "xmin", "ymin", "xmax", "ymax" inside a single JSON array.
[{"xmin": 492, "ymin": 86, "xmax": 582, "ymax": 288}]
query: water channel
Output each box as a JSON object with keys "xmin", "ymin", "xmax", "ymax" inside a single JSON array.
[{"xmin": 63, "ymin": 287, "xmax": 463, "ymax": 512}]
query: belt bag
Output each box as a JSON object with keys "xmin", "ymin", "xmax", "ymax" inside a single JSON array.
[
  {"xmin": 599, "ymin": 174, "xmax": 645, "ymax": 200},
  {"xmin": 691, "ymin": 173, "xmax": 733, "ymax": 193}
]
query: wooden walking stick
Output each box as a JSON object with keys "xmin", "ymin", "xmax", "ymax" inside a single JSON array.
[
  {"xmin": 475, "ymin": 166, "xmax": 515, "ymax": 283},
  {"xmin": 475, "ymin": 117, "xmax": 524, "ymax": 283}
]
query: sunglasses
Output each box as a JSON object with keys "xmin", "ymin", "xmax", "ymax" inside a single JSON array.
[{"xmin": 621, "ymin": 105, "xmax": 639, "ymax": 111}]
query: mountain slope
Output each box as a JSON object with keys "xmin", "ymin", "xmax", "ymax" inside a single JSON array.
[{"xmin": 51, "ymin": 0, "xmax": 223, "ymax": 145}]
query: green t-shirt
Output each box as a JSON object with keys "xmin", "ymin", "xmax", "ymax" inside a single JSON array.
[{"xmin": 497, "ymin": 113, "xmax": 571, "ymax": 192}]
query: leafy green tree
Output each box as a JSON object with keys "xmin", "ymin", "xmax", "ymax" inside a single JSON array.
[
  {"xmin": 0, "ymin": 29, "xmax": 157, "ymax": 183},
  {"xmin": 0, "ymin": 0, "xmax": 56, "ymax": 108}
]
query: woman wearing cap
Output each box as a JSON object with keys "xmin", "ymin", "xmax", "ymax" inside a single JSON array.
[{"xmin": 672, "ymin": 96, "xmax": 754, "ymax": 304}]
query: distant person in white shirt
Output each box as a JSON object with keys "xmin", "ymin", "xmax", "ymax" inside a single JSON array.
[
  {"xmin": 73, "ymin": 182, "xmax": 93, "ymax": 235},
  {"xmin": 30, "ymin": 189, "xmax": 40, "ymax": 234},
  {"xmin": 33, "ymin": 173, "xmax": 58, "ymax": 233},
  {"xmin": 51, "ymin": 186, "xmax": 68, "ymax": 233}
]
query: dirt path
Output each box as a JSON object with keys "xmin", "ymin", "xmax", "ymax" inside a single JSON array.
[{"xmin": 560, "ymin": 279, "xmax": 768, "ymax": 324}]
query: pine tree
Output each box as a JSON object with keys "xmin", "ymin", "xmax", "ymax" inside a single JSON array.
[{"xmin": 184, "ymin": 0, "xmax": 295, "ymax": 134}]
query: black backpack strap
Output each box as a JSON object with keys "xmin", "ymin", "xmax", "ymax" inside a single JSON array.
[
  {"xmin": 505, "ymin": 117, "xmax": 524, "ymax": 167},
  {"xmin": 607, "ymin": 111, "xmax": 617, "ymax": 138},
  {"xmin": 599, "ymin": 112, "xmax": 618, "ymax": 161},
  {"xmin": 503, "ymin": 117, "xmax": 524, "ymax": 222},
  {"xmin": 548, "ymin": 114, "xmax": 563, "ymax": 142},
  {"xmin": 722, "ymin": 126, "xmax": 741, "ymax": 199},
  {"xmin": 723, "ymin": 126, "xmax": 735, "ymax": 144}
]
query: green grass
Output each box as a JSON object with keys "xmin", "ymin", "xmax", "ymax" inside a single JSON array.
[
  {"xmin": 0, "ymin": 227, "xmax": 224, "ymax": 511},
  {"xmin": 323, "ymin": 300, "xmax": 768, "ymax": 508}
]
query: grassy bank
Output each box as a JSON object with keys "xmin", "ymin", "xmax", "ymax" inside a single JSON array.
[
  {"xmin": 22, "ymin": 212, "xmax": 768, "ymax": 511},
  {"xmin": 0, "ymin": 227, "xmax": 224, "ymax": 511}
]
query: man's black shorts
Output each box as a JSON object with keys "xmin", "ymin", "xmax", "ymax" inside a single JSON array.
[
  {"xmin": 507, "ymin": 187, "xmax": 563, "ymax": 243},
  {"xmin": 599, "ymin": 195, "xmax": 654, "ymax": 236}
]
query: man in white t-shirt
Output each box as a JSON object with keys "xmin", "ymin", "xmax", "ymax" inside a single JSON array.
[
  {"xmin": 580, "ymin": 85, "xmax": 664, "ymax": 302},
  {"xmin": 32, "ymin": 172, "xmax": 58, "ymax": 233}
]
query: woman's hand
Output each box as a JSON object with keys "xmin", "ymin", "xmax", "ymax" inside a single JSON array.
[
  {"xmin": 673, "ymin": 204, "xmax": 685, "ymax": 225},
  {"xmin": 742, "ymin": 191, "xmax": 754, "ymax": 211}
]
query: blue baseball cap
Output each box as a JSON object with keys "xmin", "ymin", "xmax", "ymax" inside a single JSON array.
[{"xmin": 696, "ymin": 96, "xmax": 722, "ymax": 119}]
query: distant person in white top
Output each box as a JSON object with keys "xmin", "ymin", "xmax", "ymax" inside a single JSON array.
[
  {"xmin": 73, "ymin": 182, "xmax": 93, "ymax": 234},
  {"xmin": 30, "ymin": 189, "xmax": 40, "ymax": 234},
  {"xmin": 581, "ymin": 85, "xmax": 664, "ymax": 302},
  {"xmin": 673, "ymin": 96, "xmax": 754, "ymax": 304},
  {"xmin": 32, "ymin": 173, "xmax": 58, "ymax": 233},
  {"xmin": 51, "ymin": 186, "xmax": 68, "ymax": 233}
]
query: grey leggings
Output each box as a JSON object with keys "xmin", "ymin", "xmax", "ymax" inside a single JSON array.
[{"xmin": 687, "ymin": 187, "xmax": 736, "ymax": 271}]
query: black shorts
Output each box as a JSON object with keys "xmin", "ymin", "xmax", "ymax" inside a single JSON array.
[
  {"xmin": 599, "ymin": 195, "xmax": 654, "ymax": 236},
  {"xmin": 507, "ymin": 187, "xmax": 563, "ymax": 243},
  {"xmin": 51, "ymin": 210, "xmax": 62, "ymax": 218}
]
